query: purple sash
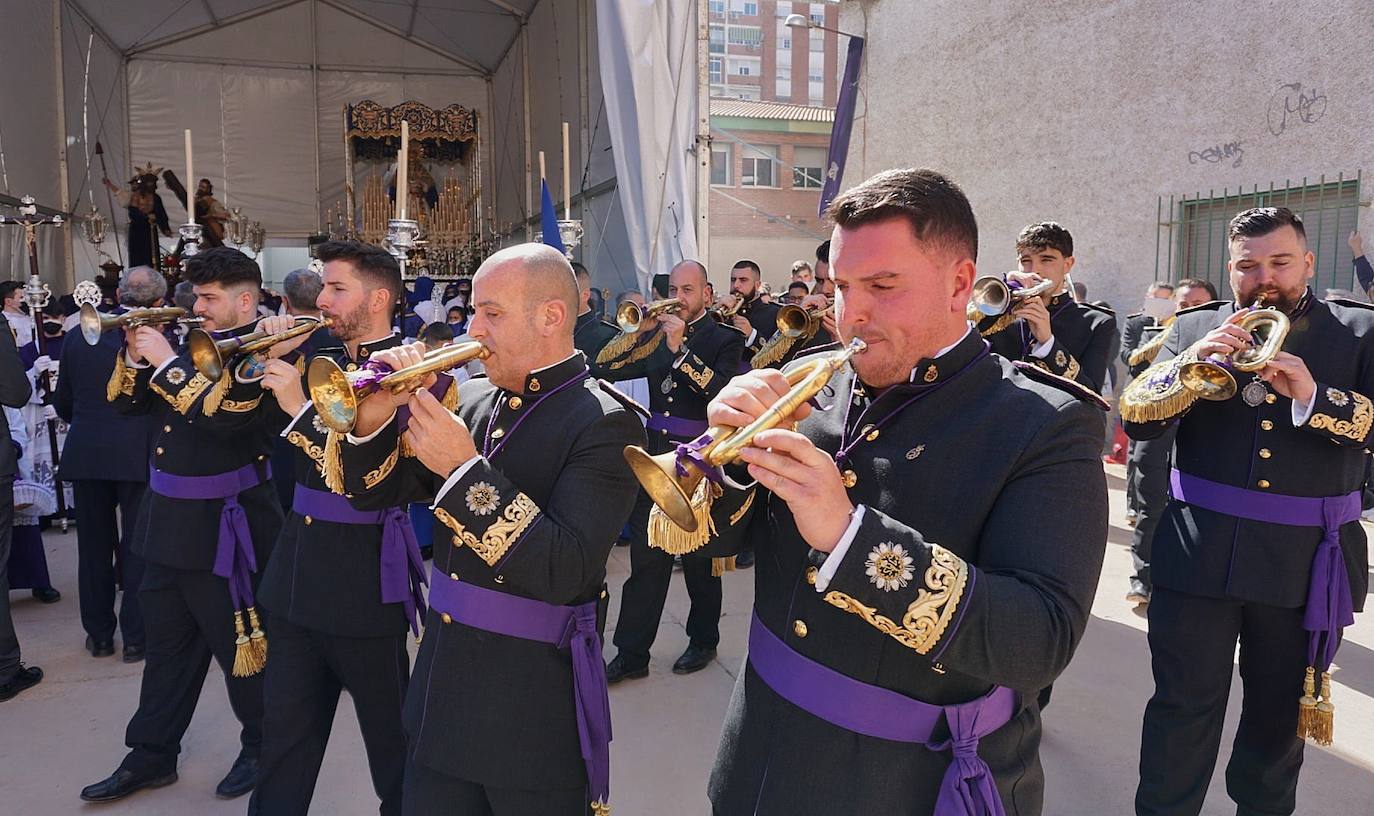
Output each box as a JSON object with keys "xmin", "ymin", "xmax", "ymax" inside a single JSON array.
[
  {"xmin": 645, "ymin": 413, "xmax": 708, "ymax": 439},
  {"xmin": 148, "ymin": 462, "xmax": 269, "ymax": 614},
  {"xmin": 748, "ymin": 614, "xmax": 1014, "ymax": 816},
  {"xmin": 428, "ymin": 572, "xmax": 610, "ymax": 811},
  {"xmin": 292, "ymin": 485, "xmax": 428, "ymax": 636},
  {"xmin": 1169, "ymin": 469, "xmax": 1359, "ymax": 671}
]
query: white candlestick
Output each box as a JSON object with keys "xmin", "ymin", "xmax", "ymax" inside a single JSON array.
[
  {"xmin": 184, "ymin": 129, "xmax": 193, "ymax": 219},
  {"xmin": 397, "ymin": 120, "xmax": 409, "ymax": 221},
  {"xmin": 562, "ymin": 122, "xmax": 571, "ymax": 216},
  {"xmin": 539, "ymin": 151, "xmax": 546, "ymax": 185}
]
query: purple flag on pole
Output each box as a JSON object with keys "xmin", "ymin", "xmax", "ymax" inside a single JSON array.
[{"xmin": 818, "ymin": 36, "xmax": 866, "ymax": 218}]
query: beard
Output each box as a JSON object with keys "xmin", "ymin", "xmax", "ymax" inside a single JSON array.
[
  {"xmin": 326, "ymin": 300, "xmax": 371, "ymax": 341},
  {"xmin": 1235, "ymin": 282, "xmax": 1306, "ymax": 314}
]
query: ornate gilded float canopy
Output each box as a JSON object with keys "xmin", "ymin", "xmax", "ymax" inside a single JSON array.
[{"xmin": 346, "ymin": 100, "xmax": 478, "ymax": 163}]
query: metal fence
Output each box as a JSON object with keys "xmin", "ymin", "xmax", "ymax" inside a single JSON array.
[{"xmin": 1155, "ymin": 171, "xmax": 1364, "ymax": 297}]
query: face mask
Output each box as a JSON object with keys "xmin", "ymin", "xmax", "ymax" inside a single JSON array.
[{"xmin": 1142, "ymin": 296, "xmax": 1175, "ymax": 321}]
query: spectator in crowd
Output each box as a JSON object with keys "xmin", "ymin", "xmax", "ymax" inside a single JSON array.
[
  {"xmin": 0, "ymin": 296, "xmax": 37, "ymax": 701},
  {"xmin": 1350, "ymin": 230, "xmax": 1372, "ymax": 299},
  {"xmin": 790, "ymin": 260, "xmax": 814, "ymax": 289}
]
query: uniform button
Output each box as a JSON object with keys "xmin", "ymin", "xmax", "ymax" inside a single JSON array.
[
  {"xmin": 440, "ymin": 613, "xmax": 453, "ymax": 624},
  {"xmin": 155, "ymin": 446, "xmax": 164, "ymax": 455},
  {"xmin": 793, "ymin": 619, "xmax": 808, "ymax": 638},
  {"xmin": 449, "ymin": 572, "xmax": 459, "ymax": 581},
  {"xmin": 163, "ymin": 425, "xmax": 172, "ymax": 433},
  {"xmin": 495, "ymin": 575, "xmax": 505, "ymax": 584},
  {"xmin": 508, "ymin": 397, "xmax": 522, "ymax": 410},
  {"xmin": 667, "ymin": 396, "xmax": 674, "ymax": 403},
  {"xmin": 1261, "ymin": 420, "xmax": 1274, "ymax": 431},
  {"xmin": 258, "ymin": 454, "xmax": 267, "ymax": 461},
  {"xmin": 1257, "ymin": 479, "xmax": 1271, "ymax": 489},
  {"xmin": 600, "ymin": 589, "xmax": 609, "ymax": 599},
  {"xmin": 866, "ymin": 429, "xmax": 880, "ymax": 442},
  {"xmin": 805, "ymin": 566, "xmax": 818, "ymax": 586},
  {"xmin": 1259, "ymin": 448, "xmax": 1272, "ymax": 459},
  {"xmin": 346, "ymin": 363, "xmax": 358, "ymax": 372},
  {"xmin": 1265, "ymin": 394, "xmax": 1277, "ymax": 405},
  {"xmin": 305, "ymin": 515, "xmax": 315, "ymax": 525},
  {"xmin": 661, "ymin": 429, "xmax": 668, "ymax": 435},
  {"xmin": 490, "ymin": 428, "xmax": 505, "ymax": 439}
]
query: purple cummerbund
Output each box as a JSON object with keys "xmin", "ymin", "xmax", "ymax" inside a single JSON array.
[
  {"xmin": 427, "ymin": 572, "xmax": 610, "ymax": 811},
  {"xmin": 748, "ymin": 613, "xmax": 1016, "ymax": 816},
  {"xmin": 646, "ymin": 413, "xmax": 708, "ymax": 438}
]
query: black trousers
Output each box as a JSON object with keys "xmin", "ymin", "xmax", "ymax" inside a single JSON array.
[
  {"xmin": 1127, "ymin": 429, "xmax": 1174, "ymax": 596},
  {"xmin": 1136, "ymin": 588, "xmax": 1308, "ymax": 816},
  {"xmin": 0, "ymin": 477, "xmax": 19, "ymax": 685},
  {"xmin": 251, "ymin": 617, "xmax": 409, "ymax": 816},
  {"xmin": 402, "ymin": 757, "xmax": 591, "ymax": 816},
  {"xmin": 612, "ymin": 489, "xmax": 721, "ymax": 663},
  {"xmin": 120, "ymin": 562, "xmax": 264, "ymax": 776},
  {"xmin": 72, "ymin": 479, "xmax": 147, "ymax": 646},
  {"xmin": 1125, "ymin": 438, "xmax": 1140, "ymax": 514}
]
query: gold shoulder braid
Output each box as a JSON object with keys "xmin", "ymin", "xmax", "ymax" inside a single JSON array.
[
  {"xmin": 107, "ymin": 353, "xmax": 137, "ymax": 401},
  {"xmin": 823, "ymin": 544, "xmax": 969, "ymax": 654},
  {"xmin": 435, "ymin": 493, "xmax": 540, "ymax": 566},
  {"xmin": 603, "ymin": 331, "xmax": 665, "ymax": 370},
  {"xmin": 1309, "ymin": 391, "xmax": 1373, "ymax": 442}
]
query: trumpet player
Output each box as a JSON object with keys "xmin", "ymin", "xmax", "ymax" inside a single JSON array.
[
  {"xmin": 979, "ymin": 221, "xmax": 1118, "ymax": 394},
  {"xmin": 339, "ymin": 243, "xmax": 642, "ymax": 815},
  {"xmin": 600, "ymin": 259, "xmax": 745, "ymax": 683},
  {"xmin": 1123, "ymin": 208, "xmax": 1371, "ymax": 816},
  {"xmin": 725, "ymin": 260, "xmax": 780, "ymax": 352},
  {"xmin": 703, "ymin": 168, "xmax": 1109, "ymax": 816},
  {"xmin": 248, "ymin": 241, "xmax": 414, "ymax": 816},
  {"xmin": 82, "ymin": 247, "xmax": 306, "ymax": 805}
]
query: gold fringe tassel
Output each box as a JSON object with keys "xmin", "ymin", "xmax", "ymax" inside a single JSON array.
[
  {"xmin": 975, "ymin": 311, "xmax": 1018, "ymax": 338},
  {"xmin": 647, "ymin": 480, "xmax": 720, "ymax": 555},
  {"xmin": 604, "ymin": 331, "xmax": 664, "ymax": 371},
  {"xmin": 231, "ymin": 611, "xmax": 257, "ymax": 677},
  {"xmin": 201, "ymin": 370, "xmax": 232, "ymax": 416},
  {"xmin": 1312, "ymin": 671, "xmax": 1335, "ymax": 745},
  {"xmin": 1297, "ymin": 666, "xmax": 1319, "ymax": 739},
  {"xmin": 750, "ymin": 331, "xmax": 802, "ymax": 369},
  {"xmin": 107, "ymin": 353, "xmax": 127, "ymax": 402},
  {"xmin": 1118, "ymin": 356, "xmax": 1201, "ymax": 424},
  {"xmin": 1128, "ymin": 326, "xmax": 1172, "ymax": 367},
  {"xmin": 322, "ymin": 430, "xmax": 346, "ymax": 494},
  {"xmin": 590, "ymin": 799, "xmax": 611, "ymax": 816},
  {"xmin": 711, "ymin": 556, "xmax": 737, "ymax": 577},
  {"xmin": 247, "ymin": 606, "xmax": 268, "ymax": 668},
  {"xmin": 441, "ymin": 378, "xmax": 461, "ymax": 413}
]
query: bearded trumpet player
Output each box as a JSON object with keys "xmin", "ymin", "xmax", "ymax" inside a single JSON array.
[
  {"xmin": 82, "ymin": 247, "xmax": 307, "ymax": 805},
  {"xmin": 1121, "ymin": 208, "xmax": 1370, "ymax": 816},
  {"xmin": 700, "ymin": 168, "xmax": 1108, "ymax": 816},
  {"xmin": 339, "ymin": 243, "xmax": 643, "ymax": 815}
]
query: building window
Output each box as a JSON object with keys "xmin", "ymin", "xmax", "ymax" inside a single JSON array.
[
  {"xmin": 776, "ymin": 77, "xmax": 791, "ymax": 97},
  {"xmin": 810, "ymin": 34, "xmax": 824, "ymax": 52},
  {"xmin": 810, "ymin": 12, "xmax": 824, "ymax": 25},
  {"xmin": 781, "ymin": 37, "xmax": 791, "ymax": 49},
  {"xmin": 744, "ymin": 2, "xmax": 758, "ymax": 15},
  {"xmin": 738, "ymin": 64, "xmax": 750, "ymax": 76},
  {"xmin": 741, "ymin": 144, "xmax": 777, "ymax": 187},
  {"xmin": 709, "ymin": 0, "xmax": 725, "ymax": 15},
  {"xmin": 728, "ymin": 25, "xmax": 762, "ymax": 47},
  {"xmin": 711, "ymin": 144, "xmax": 733, "ymax": 186},
  {"xmin": 807, "ymin": 71, "xmax": 822, "ymax": 82},
  {"xmin": 793, "ymin": 146, "xmax": 826, "ymax": 189},
  {"xmin": 709, "ymin": 24, "xmax": 725, "ymax": 53},
  {"xmin": 1159, "ymin": 176, "xmax": 1361, "ymax": 294},
  {"xmin": 709, "ymin": 57, "xmax": 723, "ymax": 84}
]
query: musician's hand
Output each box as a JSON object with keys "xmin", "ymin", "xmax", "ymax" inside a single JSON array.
[
  {"xmin": 259, "ymin": 358, "xmax": 306, "ymax": 416},
  {"xmin": 256, "ymin": 315, "xmax": 310, "ymax": 358},
  {"xmin": 404, "ymin": 388, "xmax": 478, "ymax": 477},
  {"xmin": 738, "ymin": 428, "xmax": 853, "ymax": 552},
  {"xmin": 707, "ymin": 369, "xmax": 813, "ymax": 429},
  {"xmin": 730, "ymin": 315, "xmax": 752, "ymax": 335},
  {"xmin": 1012, "ymin": 297, "xmax": 1053, "ymax": 345},
  {"xmin": 1349, "ymin": 230, "xmax": 1364, "ymax": 259},
  {"xmin": 659, "ymin": 312, "xmax": 687, "ymax": 354},
  {"xmin": 351, "ymin": 342, "xmax": 432, "ymax": 438},
  {"xmin": 820, "ymin": 309, "xmax": 839, "ymax": 341},
  {"xmin": 1194, "ymin": 310, "xmax": 1253, "ymax": 360},
  {"xmin": 1005, "ymin": 271, "xmax": 1043, "ymax": 289},
  {"xmin": 800, "ymin": 293, "xmax": 829, "ymax": 312},
  {"xmin": 130, "ymin": 326, "xmax": 174, "ymax": 368},
  {"xmin": 1258, "ymin": 352, "xmax": 1316, "ymax": 407}
]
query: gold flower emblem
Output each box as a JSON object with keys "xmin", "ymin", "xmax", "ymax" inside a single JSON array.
[
  {"xmin": 166, "ymin": 366, "xmax": 187, "ymax": 385},
  {"xmin": 865, "ymin": 542, "xmax": 914, "ymax": 593},
  {"xmin": 1327, "ymin": 388, "xmax": 1350, "ymax": 407},
  {"xmin": 1054, "ymin": 349, "xmax": 1067, "ymax": 368},
  {"xmin": 465, "ymin": 482, "xmax": 501, "ymax": 516},
  {"xmin": 311, "ymin": 414, "xmax": 329, "ymax": 435}
]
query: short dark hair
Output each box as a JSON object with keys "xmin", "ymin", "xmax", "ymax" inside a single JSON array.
[
  {"xmin": 787, "ymin": 281, "xmax": 810, "ymax": 294},
  {"xmin": 1175, "ymin": 277, "xmax": 1219, "ymax": 300},
  {"xmin": 826, "ymin": 168, "xmax": 979, "ymax": 262},
  {"xmin": 419, "ymin": 321, "xmax": 454, "ymax": 344},
  {"xmin": 732, "ymin": 260, "xmax": 761, "ymax": 277},
  {"xmin": 315, "ymin": 240, "xmax": 402, "ymax": 305},
  {"xmin": 816, "ymin": 239, "xmax": 831, "ymax": 264},
  {"xmin": 183, "ymin": 246, "xmax": 262, "ymax": 289},
  {"xmin": 282, "ymin": 268, "xmax": 323, "ymax": 312},
  {"xmin": 1228, "ymin": 207, "xmax": 1306, "ymax": 243},
  {"xmin": 1148, "ymin": 280, "xmax": 1175, "ymax": 293},
  {"xmin": 0, "ymin": 281, "xmax": 24, "ymax": 302},
  {"xmin": 1016, "ymin": 221, "xmax": 1073, "ymax": 258},
  {"xmin": 571, "ymin": 262, "xmax": 591, "ymax": 285}
]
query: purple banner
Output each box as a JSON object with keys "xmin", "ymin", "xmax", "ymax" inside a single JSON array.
[{"xmin": 818, "ymin": 36, "xmax": 866, "ymax": 218}]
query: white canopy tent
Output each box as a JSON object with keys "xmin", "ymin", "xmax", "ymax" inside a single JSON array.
[{"xmin": 0, "ymin": 0, "xmax": 703, "ymax": 302}]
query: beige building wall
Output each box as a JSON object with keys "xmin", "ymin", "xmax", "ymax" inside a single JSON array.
[
  {"xmin": 838, "ymin": 0, "xmax": 1373, "ymax": 314},
  {"xmin": 709, "ymin": 235, "xmax": 825, "ymax": 294}
]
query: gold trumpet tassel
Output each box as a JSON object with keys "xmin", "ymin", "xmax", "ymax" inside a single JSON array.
[
  {"xmin": 1311, "ymin": 671, "xmax": 1335, "ymax": 746},
  {"xmin": 107, "ymin": 353, "xmax": 127, "ymax": 402},
  {"xmin": 711, "ymin": 556, "xmax": 737, "ymax": 578},
  {"xmin": 596, "ymin": 328, "xmax": 649, "ymax": 366},
  {"xmin": 202, "ymin": 370, "xmax": 232, "ymax": 416},
  {"xmin": 750, "ymin": 332, "xmax": 801, "ymax": 369},
  {"xmin": 976, "ymin": 311, "xmax": 1018, "ymax": 338},
  {"xmin": 246, "ymin": 607, "xmax": 268, "ymax": 674},
  {"xmin": 603, "ymin": 330, "xmax": 664, "ymax": 370},
  {"xmin": 322, "ymin": 430, "xmax": 346, "ymax": 494},
  {"xmin": 231, "ymin": 610, "xmax": 258, "ymax": 677},
  {"xmin": 647, "ymin": 480, "xmax": 719, "ymax": 555},
  {"xmin": 1297, "ymin": 666, "xmax": 1319, "ymax": 740}
]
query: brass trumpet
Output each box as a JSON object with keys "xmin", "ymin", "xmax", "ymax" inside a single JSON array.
[
  {"xmin": 626, "ymin": 337, "xmax": 865, "ymax": 532},
  {"xmin": 709, "ymin": 296, "xmax": 745, "ymax": 322},
  {"xmin": 749, "ymin": 298, "xmax": 833, "ymax": 368},
  {"xmin": 79, "ymin": 303, "xmax": 201, "ymax": 346},
  {"xmin": 615, "ymin": 297, "xmax": 683, "ymax": 334},
  {"xmin": 188, "ymin": 317, "xmax": 328, "ymax": 381},
  {"xmin": 308, "ymin": 340, "xmax": 491, "ymax": 433},
  {"xmin": 967, "ymin": 275, "xmax": 1057, "ymax": 320},
  {"xmin": 1177, "ymin": 298, "xmax": 1290, "ymax": 401}
]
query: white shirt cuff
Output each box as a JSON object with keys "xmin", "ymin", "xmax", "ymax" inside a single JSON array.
[
  {"xmin": 746, "ymin": 329, "xmax": 757, "ymax": 347},
  {"xmin": 124, "ymin": 350, "xmax": 150, "ymax": 369},
  {"xmin": 813, "ymin": 505, "xmax": 867, "ymax": 593},
  {"xmin": 1292, "ymin": 393, "xmax": 1316, "ymax": 427},
  {"xmin": 1030, "ymin": 336, "xmax": 1056, "ymax": 359},
  {"xmin": 346, "ymin": 410, "xmax": 397, "ymax": 445},
  {"xmin": 279, "ymin": 401, "xmax": 315, "ymax": 438},
  {"xmin": 430, "ymin": 456, "xmax": 487, "ymax": 509}
]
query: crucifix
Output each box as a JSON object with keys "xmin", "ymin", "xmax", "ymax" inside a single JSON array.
[{"xmin": 0, "ymin": 195, "xmax": 65, "ymax": 301}]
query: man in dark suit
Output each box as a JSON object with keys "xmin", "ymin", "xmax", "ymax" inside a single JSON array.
[
  {"xmin": 601, "ymin": 260, "xmax": 746, "ymax": 682},
  {"xmin": 980, "ymin": 221, "xmax": 1119, "ymax": 394},
  {"xmin": 54, "ymin": 267, "xmax": 163, "ymax": 662},
  {"xmin": 704, "ymin": 168, "xmax": 1109, "ymax": 815},
  {"xmin": 0, "ymin": 307, "xmax": 37, "ymax": 702},
  {"xmin": 1123, "ymin": 208, "xmax": 1370, "ymax": 816},
  {"xmin": 724, "ymin": 259, "xmax": 781, "ymax": 356},
  {"xmin": 571, "ymin": 262, "xmax": 617, "ymax": 377},
  {"xmin": 81, "ymin": 248, "xmax": 300, "ymax": 803},
  {"xmin": 341, "ymin": 242, "xmax": 643, "ymax": 815},
  {"xmin": 1118, "ymin": 281, "xmax": 1176, "ymax": 530}
]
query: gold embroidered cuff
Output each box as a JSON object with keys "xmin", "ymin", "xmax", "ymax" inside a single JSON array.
[
  {"xmin": 151, "ymin": 371, "xmax": 213, "ymax": 416},
  {"xmin": 107, "ymin": 354, "xmax": 139, "ymax": 401},
  {"xmin": 1310, "ymin": 390, "xmax": 1373, "ymax": 442},
  {"xmin": 679, "ymin": 356, "xmax": 714, "ymax": 390},
  {"xmin": 219, "ymin": 396, "xmax": 263, "ymax": 413},
  {"xmin": 823, "ymin": 544, "xmax": 970, "ymax": 655},
  {"xmin": 362, "ymin": 444, "xmax": 400, "ymax": 489},
  {"xmin": 436, "ymin": 492, "xmax": 542, "ymax": 567}
]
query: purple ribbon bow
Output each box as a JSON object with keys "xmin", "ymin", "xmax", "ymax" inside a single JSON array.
[
  {"xmin": 559, "ymin": 603, "xmax": 612, "ymax": 808},
  {"xmin": 213, "ymin": 496, "xmax": 258, "ymax": 611},
  {"xmin": 674, "ymin": 433, "xmax": 725, "ymax": 483},
  {"xmin": 380, "ymin": 507, "xmax": 428, "ymax": 636},
  {"xmin": 1306, "ymin": 498, "xmax": 1358, "ymax": 669},
  {"xmin": 928, "ymin": 692, "xmax": 1015, "ymax": 816}
]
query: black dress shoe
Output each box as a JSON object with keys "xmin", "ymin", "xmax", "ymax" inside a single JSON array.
[
  {"xmin": 79, "ymin": 768, "xmax": 178, "ymax": 802},
  {"xmin": 672, "ymin": 644, "xmax": 717, "ymax": 675},
  {"xmin": 31, "ymin": 586, "xmax": 61, "ymax": 603},
  {"xmin": 734, "ymin": 548, "xmax": 756, "ymax": 569},
  {"xmin": 122, "ymin": 644, "xmax": 146, "ymax": 663},
  {"xmin": 215, "ymin": 754, "xmax": 259, "ymax": 799},
  {"xmin": 604, "ymin": 654, "xmax": 649, "ymax": 684},
  {"xmin": 0, "ymin": 665, "xmax": 43, "ymax": 701},
  {"xmin": 86, "ymin": 636, "xmax": 116, "ymax": 658}
]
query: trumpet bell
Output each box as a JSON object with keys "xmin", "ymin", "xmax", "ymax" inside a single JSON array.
[
  {"xmin": 623, "ymin": 446, "xmax": 705, "ymax": 532},
  {"xmin": 775, "ymin": 304, "xmax": 812, "ymax": 338},
  {"xmin": 79, "ymin": 304, "xmax": 112, "ymax": 345},
  {"xmin": 307, "ymin": 357, "xmax": 360, "ymax": 434},
  {"xmin": 1177, "ymin": 359, "xmax": 1237, "ymax": 401},
  {"xmin": 1177, "ymin": 307, "xmax": 1289, "ymax": 402},
  {"xmin": 616, "ymin": 302, "xmax": 644, "ymax": 334},
  {"xmin": 188, "ymin": 329, "xmax": 234, "ymax": 381},
  {"xmin": 969, "ymin": 277, "xmax": 1012, "ymax": 317}
]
